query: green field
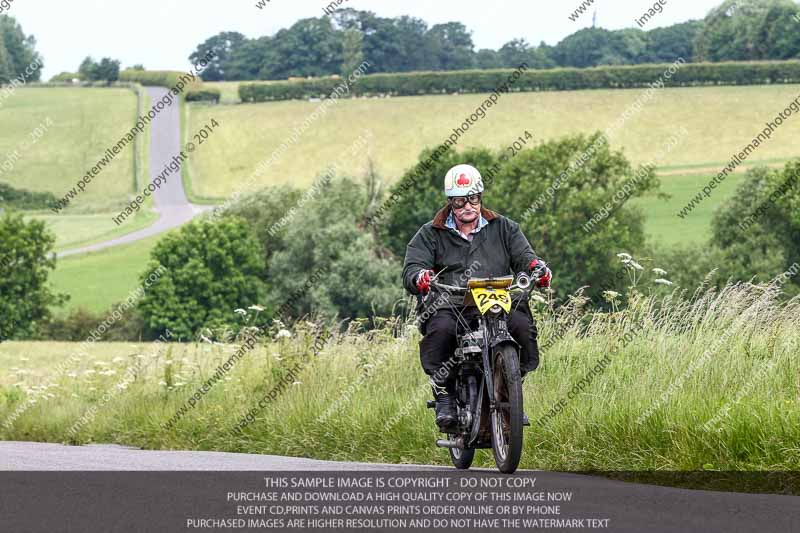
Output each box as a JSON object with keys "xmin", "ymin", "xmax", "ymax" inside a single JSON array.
[
  {"xmin": 27, "ymin": 210, "xmax": 157, "ymax": 252},
  {"xmin": 633, "ymin": 171, "xmax": 747, "ymax": 246},
  {"xmin": 50, "ymin": 236, "xmax": 159, "ymax": 314},
  {"xmin": 1, "ymin": 86, "xmax": 159, "ymax": 255},
  {"xmin": 0, "ymin": 87, "xmax": 140, "ymax": 212},
  {"xmin": 187, "ymin": 85, "xmax": 800, "ymax": 199},
  {"xmin": 2, "ymin": 279, "xmax": 798, "ymax": 473}
]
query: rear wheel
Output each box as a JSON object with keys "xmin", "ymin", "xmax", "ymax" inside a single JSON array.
[
  {"xmin": 490, "ymin": 344, "xmax": 523, "ymax": 474},
  {"xmin": 448, "ymin": 441, "xmax": 475, "ymax": 469}
]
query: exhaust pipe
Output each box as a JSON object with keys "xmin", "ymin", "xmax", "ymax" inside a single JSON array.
[{"xmin": 436, "ymin": 438, "xmax": 464, "ymax": 449}]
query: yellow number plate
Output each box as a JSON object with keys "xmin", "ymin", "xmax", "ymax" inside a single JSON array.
[{"xmin": 471, "ymin": 288, "xmax": 511, "ymax": 314}]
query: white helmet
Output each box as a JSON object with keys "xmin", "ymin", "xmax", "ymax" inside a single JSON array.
[{"xmin": 444, "ymin": 164, "xmax": 484, "ymax": 198}]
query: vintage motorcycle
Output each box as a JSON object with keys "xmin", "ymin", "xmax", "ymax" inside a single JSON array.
[{"xmin": 426, "ymin": 272, "xmax": 537, "ymax": 474}]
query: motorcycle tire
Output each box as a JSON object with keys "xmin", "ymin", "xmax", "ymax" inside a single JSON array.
[
  {"xmin": 448, "ymin": 441, "xmax": 475, "ymax": 470},
  {"xmin": 490, "ymin": 344, "xmax": 523, "ymax": 474}
]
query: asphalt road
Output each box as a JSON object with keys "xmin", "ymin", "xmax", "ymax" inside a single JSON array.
[
  {"xmin": 58, "ymin": 87, "xmax": 211, "ymax": 258},
  {"xmin": 0, "ymin": 441, "xmax": 440, "ymax": 471},
  {"xmin": 1, "ymin": 441, "xmax": 799, "ymax": 532}
]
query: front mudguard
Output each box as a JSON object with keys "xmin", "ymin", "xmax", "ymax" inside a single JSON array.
[{"xmin": 489, "ymin": 333, "xmax": 519, "ymax": 352}]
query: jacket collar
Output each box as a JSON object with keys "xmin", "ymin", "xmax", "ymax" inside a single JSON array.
[{"xmin": 432, "ymin": 204, "xmax": 498, "ymax": 230}]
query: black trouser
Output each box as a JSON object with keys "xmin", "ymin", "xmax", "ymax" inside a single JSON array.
[{"xmin": 419, "ymin": 304, "xmax": 539, "ymax": 385}]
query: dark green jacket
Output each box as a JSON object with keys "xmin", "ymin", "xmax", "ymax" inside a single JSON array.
[{"xmin": 402, "ymin": 205, "xmax": 539, "ymax": 296}]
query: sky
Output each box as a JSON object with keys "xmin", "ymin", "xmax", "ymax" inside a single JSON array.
[{"xmin": 9, "ymin": 0, "xmax": 728, "ymax": 80}]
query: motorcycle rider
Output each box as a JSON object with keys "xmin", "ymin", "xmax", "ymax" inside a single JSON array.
[{"xmin": 402, "ymin": 164, "xmax": 551, "ymax": 430}]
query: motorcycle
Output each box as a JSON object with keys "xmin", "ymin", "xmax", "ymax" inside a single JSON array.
[{"xmin": 426, "ymin": 272, "xmax": 537, "ymax": 474}]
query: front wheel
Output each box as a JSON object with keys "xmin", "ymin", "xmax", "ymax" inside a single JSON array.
[
  {"xmin": 448, "ymin": 441, "xmax": 475, "ymax": 469},
  {"xmin": 490, "ymin": 344, "xmax": 523, "ymax": 474}
]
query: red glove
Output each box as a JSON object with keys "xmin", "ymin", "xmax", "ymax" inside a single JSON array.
[
  {"xmin": 529, "ymin": 259, "xmax": 552, "ymax": 288},
  {"xmin": 416, "ymin": 269, "xmax": 433, "ymax": 295}
]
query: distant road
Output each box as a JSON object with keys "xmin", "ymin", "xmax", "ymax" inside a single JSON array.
[{"xmin": 58, "ymin": 87, "xmax": 211, "ymax": 258}]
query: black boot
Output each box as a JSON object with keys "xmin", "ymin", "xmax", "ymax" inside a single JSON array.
[{"xmin": 430, "ymin": 380, "xmax": 457, "ymax": 430}]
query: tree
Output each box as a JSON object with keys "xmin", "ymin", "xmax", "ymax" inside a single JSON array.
[
  {"xmin": 340, "ymin": 28, "xmax": 364, "ymax": 77},
  {"xmin": 227, "ymin": 177, "xmax": 401, "ymax": 322},
  {"xmin": 497, "ymin": 39, "xmax": 555, "ymax": 69},
  {"xmin": 0, "ymin": 15, "xmax": 42, "ymax": 81},
  {"xmin": 78, "ymin": 56, "xmax": 97, "ymax": 81},
  {"xmin": 137, "ymin": 218, "xmax": 265, "ymax": 339},
  {"xmin": 264, "ymin": 177, "xmax": 401, "ymax": 321},
  {"xmin": 475, "ymin": 49, "xmax": 501, "ymax": 69},
  {"xmin": 260, "ymin": 18, "xmax": 344, "ymax": 79},
  {"xmin": 227, "ymin": 36, "xmax": 270, "ymax": 80},
  {"xmin": 0, "ymin": 35, "xmax": 13, "ymax": 83},
  {"xmin": 710, "ymin": 161, "xmax": 800, "ymax": 291},
  {"xmin": 553, "ymin": 28, "xmax": 651, "ymax": 68},
  {"xmin": 641, "ymin": 21, "xmax": 703, "ymax": 63},
  {"xmin": 188, "ymin": 31, "xmax": 247, "ymax": 81},
  {"xmin": 0, "ymin": 213, "xmax": 66, "ymax": 341},
  {"xmin": 94, "ymin": 57, "xmax": 120, "ymax": 83},
  {"xmin": 694, "ymin": 0, "xmax": 800, "ymax": 61},
  {"xmin": 425, "ymin": 22, "xmax": 475, "ymax": 71},
  {"xmin": 498, "ymin": 39, "xmax": 533, "ymax": 68},
  {"xmin": 552, "ymin": 28, "xmax": 620, "ymax": 68},
  {"xmin": 355, "ymin": 12, "xmax": 410, "ymax": 73},
  {"xmin": 78, "ymin": 56, "xmax": 119, "ymax": 83}
]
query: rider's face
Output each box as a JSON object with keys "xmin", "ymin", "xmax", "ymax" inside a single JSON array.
[{"xmin": 451, "ymin": 198, "xmax": 480, "ymax": 224}]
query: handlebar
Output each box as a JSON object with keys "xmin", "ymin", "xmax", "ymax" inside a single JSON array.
[{"xmin": 430, "ymin": 272, "xmax": 539, "ymax": 294}]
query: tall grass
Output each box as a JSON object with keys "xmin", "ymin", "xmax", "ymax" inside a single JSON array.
[{"xmin": 1, "ymin": 277, "xmax": 798, "ymax": 472}]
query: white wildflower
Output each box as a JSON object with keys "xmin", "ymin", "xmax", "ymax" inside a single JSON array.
[
  {"xmin": 630, "ymin": 261, "xmax": 644, "ymax": 271},
  {"xmin": 234, "ymin": 308, "xmax": 247, "ymax": 316},
  {"xmin": 83, "ymin": 369, "xmax": 96, "ymax": 376},
  {"xmin": 655, "ymin": 278, "xmax": 674, "ymax": 286},
  {"xmin": 248, "ymin": 305, "xmax": 265, "ymax": 312},
  {"xmin": 617, "ymin": 253, "xmax": 632, "ymax": 261},
  {"xmin": 112, "ymin": 357, "xmax": 125, "ymax": 364},
  {"xmin": 67, "ymin": 372, "xmax": 78, "ymax": 378},
  {"xmin": 276, "ymin": 329, "xmax": 292, "ymax": 339},
  {"xmin": 158, "ymin": 380, "xmax": 167, "ymax": 386},
  {"xmin": 603, "ymin": 290, "xmax": 621, "ymax": 301},
  {"xmin": 652, "ymin": 268, "xmax": 668, "ymax": 276}
]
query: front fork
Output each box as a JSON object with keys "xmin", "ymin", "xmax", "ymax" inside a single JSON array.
[{"xmin": 465, "ymin": 315, "xmax": 518, "ymax": 446}]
